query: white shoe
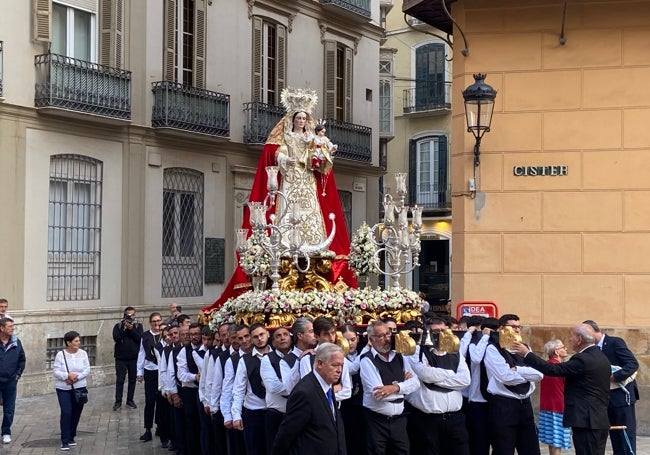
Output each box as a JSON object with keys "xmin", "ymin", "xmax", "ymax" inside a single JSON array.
[{"xmin": 2, "ymin": 435, "xmax": 11, "ymax": 444}]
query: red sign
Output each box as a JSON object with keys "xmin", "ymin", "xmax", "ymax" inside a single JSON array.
[{"xmin": 456, "ymin": 301, "xmax": 498, "ymax": 320}]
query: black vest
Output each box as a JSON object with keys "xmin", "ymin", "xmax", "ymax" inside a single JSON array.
[
  {"xmin": 488, "ymin": 337, "xmax": 530, "ymax": 396},
  {"xmin": 362, "ymin": 351, "xmax": 405, "ymax": 403},
  {"xmin": 282, "ymin": 352, "xmax": 299, "ymax": 369},
  {"xmin": 142, "ymin": 331, "xmax": 161, "ymax": 364},
  {"xmin": 242, "ymin": 353, "xmax": 266, "ymax": 400},
  {"xmin": 230, "ymin": 351, "xmax": 241, "ymax": 374},
  {"xmin": 185, "ymin": 345, "xmax": 205, "ymax": 386},
  {"xmin": 419, "ymin": 348, "xmax": 460, "ymax": 393},
  {"xmin": 217, "ymin": 349, "xmax": 232, "ymax": 377},
  {"xmin": 267, "ymin": 350, "xmax": 283, "ymax": 380},
  {"xmin": 171, "ymin": 345, "xmax": 183, "ymax": 387}
]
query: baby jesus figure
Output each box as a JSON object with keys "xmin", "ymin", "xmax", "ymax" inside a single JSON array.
[{"xmin": 310, "ymin": 123, "xmax": 338, "ymax": 196}]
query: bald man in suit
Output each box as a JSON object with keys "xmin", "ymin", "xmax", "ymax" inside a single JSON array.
[
  {"xmin": 271, "ymin": 343, "xmax": 346, "ymax": 455},
  {"xmin": 513, "ymin": 323, "xmax": 611, "ymax": 455}
]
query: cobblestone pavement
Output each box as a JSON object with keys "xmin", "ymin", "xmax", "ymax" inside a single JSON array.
[{"xmin": 0, "ymin": 384, "xmax": 647, "ymax": 454}]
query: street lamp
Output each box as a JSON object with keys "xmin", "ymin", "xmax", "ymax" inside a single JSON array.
[{"xmin": 462, "ymin": 73, "xmax": 497, "ymax": 167}]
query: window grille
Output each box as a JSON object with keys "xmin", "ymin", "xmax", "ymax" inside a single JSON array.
[
  {"xmin": 47, "ymin": 155, "xmax": 103, "ymax": 301},
  {"xmin": 46, "ymin": 335, "xmax": 97, "ymax": 370},
  {"xmin": 162, "ymin": 168, "xmax": 204, "ymax": 297}
]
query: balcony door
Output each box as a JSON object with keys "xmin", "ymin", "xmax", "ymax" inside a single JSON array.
[
  {"xmin": 409, "ymin": 135, "xmax": 448, "ymax": 208},
  {"xmin": 414, "ymin": 43, "xmax": 445, "ymax": 111},
  {"xmin": 52, "ymin": 1, "xmax": 96, "ymax": 61}
]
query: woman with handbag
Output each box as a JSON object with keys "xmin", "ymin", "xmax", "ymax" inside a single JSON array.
[{"xmin": 53, "ymin": 331, "xmax": 90, "ymax": 451}]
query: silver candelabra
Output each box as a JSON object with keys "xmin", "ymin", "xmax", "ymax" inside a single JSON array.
[
  {"xmin": 235, "ymin": 165, "xmax": 337, "ymax": 292},
  {"xmin": 370, "ymin": 173, "xmax": 423, "ymax": 289}
]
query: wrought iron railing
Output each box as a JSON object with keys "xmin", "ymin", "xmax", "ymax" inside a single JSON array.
[
  {"xmin": 413, "ymin": 183, "xmax": 452, "ymax": 210},
  {"xmin": 324, "ymin": 118, "xmax": 372, "ymax": 163},
  {"xmin": 243, "ymin": 101, "xmax": 285, "ymax": 144},
  {"xmin": 403, "ymin": 81, "xmax": 451, "ymax": 113},
  {"xmin": 34, "ymin": 53, "xmax": 131, "ymax": 120},
  {"xmin": 151, "ymin": 81, "xmax": 230, "ymax": 137},
  {"xmin": 320, "ymin": 0, "xmax": 371, "ymax": 18}
]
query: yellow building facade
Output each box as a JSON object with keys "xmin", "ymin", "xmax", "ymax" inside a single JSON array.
[{"xmin": 406, "ymin": 0, "xmax": 650, "ymax": 431}]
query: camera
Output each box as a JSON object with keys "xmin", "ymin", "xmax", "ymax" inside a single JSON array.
[{"xmin": 122, "ymin": 314, "xmax": 135, "ymax": 325}]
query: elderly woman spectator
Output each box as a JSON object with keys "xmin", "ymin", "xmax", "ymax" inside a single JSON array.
[
  {"xmin": 538, "ymin": 339, "xmax": 571, "ymax": 455},
  {"xmin": 53, "ymin": 331, "xmax": 91, "ymax": 451}
]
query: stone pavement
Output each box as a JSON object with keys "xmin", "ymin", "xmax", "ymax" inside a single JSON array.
[{"xmin": 0, "ymin": 384, "xmax": 648, "ymax": 454}]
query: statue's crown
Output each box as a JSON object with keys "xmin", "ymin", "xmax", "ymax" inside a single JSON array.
[{"xmin": 281, "ymin": 87, "xmax": 318, "ymax": 115}]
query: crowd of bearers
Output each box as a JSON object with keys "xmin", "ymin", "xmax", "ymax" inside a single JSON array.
[{"xmin": 131, "ymin": 309, "xmax": 640, "ymax": 455}]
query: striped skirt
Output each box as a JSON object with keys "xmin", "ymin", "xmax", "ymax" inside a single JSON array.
[{"xmin": 538, "ymin": 410, "xmax": 572, "ymax": 450}]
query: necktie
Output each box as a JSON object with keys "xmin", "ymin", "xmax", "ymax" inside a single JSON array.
[{"xmin": 326, "ymin": 388, "xmax": 335, "ymax": 419}]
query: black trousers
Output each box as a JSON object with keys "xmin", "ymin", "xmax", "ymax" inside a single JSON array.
[
  {"xmin": 114, "ymin": 358, "xmax": 137, "ymax": 403},
  {"xmin": 465, "ymin": 401, "xmax": 491, "ymax": 455},
  {"xmin": 265, "ymin": 408, "xmax": 285, "ymax": 452},
  {"xmin": 408, "ymin": 407, "xmax": 469, "ymax": 455},
  {"xmin": 226, "ymin": 427, "xmax": 246, "ymax": 455},
  {"xmin": 180, "ymin": 387, "xmax": 200, "ymax": 455},
  {"xmin": 157, "ymin": 392, "xmax": 171, "ymax": 444},
  {"xmin": 341, "ymin": 401, "xmax": 365, "ymax": 455},
  {"xmin": 143, "ymin": 369, "xmax": 159, "ymax": 430},
  {"xmin": 170, "ymin": 400, "xmax": 185, "ymax": 454},
  {"xmin": 242, "ymin": 407, "xmax": 267, "ymax": 455},
  {"xmin": 572, "ymin": 427, "xmax": 608, "ymax": 455},
  {"xmin": 212, "ymin": 410, "xmax": 228, "ymax": 455},
  {"xmin": 364, "ymin": 408, "xmax": 409, "ymax": 455},
  {"xmin": 198, "ymin": 393, "xmax": 214, "ymax": 455},
  {"xmin": 608, "ymin": 404, "xmax": 636, "ymax": 455},
  {"xmin": 487, "ymin": 395, "xmax": 540, "ymax": 455}
]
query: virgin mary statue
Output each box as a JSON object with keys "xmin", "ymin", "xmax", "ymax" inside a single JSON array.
[{"xmin": 204, "ymin": 88, "xmax": 357, "ymax": 313}]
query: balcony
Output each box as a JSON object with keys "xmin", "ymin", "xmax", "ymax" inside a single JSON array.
[
  {"xmin": 324, "ymin": 119, "xmax": 372, "ymax": 164},
  {"xmin": 402, "ymin": 0, "xmax": 457, "ymax": 34},
  {"xmin": 413, "ymin": 183, "xmax": 451, "ymax": 211},
  {"xmin": 34, "ymin": 53, "xmax": 131, "ymax": 120},
  {"xmin": 243, "ymin": 101, "xmax": 285, "ymax": 144},
  {"xmin": 403, "ymin": 81, "xmax": 451, "ymax": 115},
  {"xmin": 151, "ymin": 81, "xmax": 230, "ymax": 137},
  {"xmin": 320, "ymin": 0, "xmax": 371, "ymax": 21}
]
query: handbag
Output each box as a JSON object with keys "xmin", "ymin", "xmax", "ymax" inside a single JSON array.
[{"xmin": 62, "ymin": 351, "xmax": 89, "ymax": 405}]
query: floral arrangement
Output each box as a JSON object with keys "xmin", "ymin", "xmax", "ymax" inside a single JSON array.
[
  {"xmin": 238, "ymin": 234, "xmax": 272, "ymax": 277},
  {"xmin": 349, "ymin": 222, "xmax": 378, "ymax": 277},
  {"xmin": 208, "ymin": 286, "xmax": 424, "ymax": 329}
]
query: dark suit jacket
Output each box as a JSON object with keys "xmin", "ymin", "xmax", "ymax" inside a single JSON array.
[
  {"xmin": 271, "ymin": 372, "xmax": 347, "ymax": 455},
  {"xmin": 601, "ymin": 334, "xmax": 640, "ymax": 407},
  {"xmin": 524, "ymin": 345, "xmax": 611, "ymax": 430}
]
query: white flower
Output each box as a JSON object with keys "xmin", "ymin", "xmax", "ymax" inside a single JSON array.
[
  {"xmin": 239, "ymin": 233, "xmax": 272, "ymax": 277},
  {"xmin": 349, "ymin": 222, "xmax": 378, "ymax": 277}
]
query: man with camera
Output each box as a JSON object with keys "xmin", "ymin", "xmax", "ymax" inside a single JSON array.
[{"xmin": 112, "ymin": 306, "xmax": 143, "ymax": 411}]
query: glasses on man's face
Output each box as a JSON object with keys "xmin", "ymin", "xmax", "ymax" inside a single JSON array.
[
  {"xmin": 557, "ymin": 345, "xmax": 566, "ymax": 350},
  {"xmin": 506, "ymin": 324, "xmax": 523, "ymax": 330},
  {"xmin": 373, "ymin": 332, "xmax": 392, "ymax": 339}
]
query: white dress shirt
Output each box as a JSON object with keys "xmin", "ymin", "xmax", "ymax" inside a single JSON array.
[
  {"xmin": 467, "ymin": 333, "xmax": 490, "ymax": 403},
  {"xmin": 231, "ymin": 347, "xmax": 268, "ymax": 421},
  {"xmin": 279, "ymin": 346, "xmax": 303, "ymax": 395},
  {"xmin": 220, "ymin": 348, "xmax": 244, "ymax": 423},
  {"xmin": 405, "ymin": 346, "xmax": 471, "ymax": 414},
  {"xmin": 261, "ymin": 349, "xmax": 290, "ymax": 413},
  {"xmin": 360, "ymin": 347, "xmax": 420, "ymax": 416},
  {"xmin": 484, "ymin": 344, "xmax": 543, "ymax": 399}
]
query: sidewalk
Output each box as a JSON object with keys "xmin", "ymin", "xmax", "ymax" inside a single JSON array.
[{"xmin": 1, "ymin": 384, "xmax": 648, "ymax": 454}]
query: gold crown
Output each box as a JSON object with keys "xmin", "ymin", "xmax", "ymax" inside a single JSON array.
[{"xmin": 281, "ymin": 87, "xmax": 318, "ymax": 115}]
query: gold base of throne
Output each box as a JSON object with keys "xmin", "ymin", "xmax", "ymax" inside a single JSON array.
[{"xmin": 277, "ymin": 257, "xmax": 343, "ymax": 292}]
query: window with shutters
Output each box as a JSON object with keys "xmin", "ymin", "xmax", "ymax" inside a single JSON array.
[
  {"xmin": 163, "ymin": 0, "xmax": 206, "ymax": 88},
  {"xmin": 47, "ymin": 155, "xmax": 103, "ymax": 301},
  {"xmin": 379, "ymin": 79, "xmax": 392, "ymax": 135},
  {"xmin": 324, "ymin": 41, "xmax": 353, "ymax": 122},
  {"xmin": 52, "ymin": 1, "xmax": 97, "ymax": 61},
  {"xmin": 161, "ymin": 168, "xmax": 204, "ymax": 298},
  {"xmin": 414, "ymin": 42, "xmax": 449, "ymax": 110},
  {"xmin": 408, "ymin": 136, "xmax": 449, "ymax": 209},
  {"xmin": 251, "ymin": 16, "xmax": 286, "ymax": 105}
]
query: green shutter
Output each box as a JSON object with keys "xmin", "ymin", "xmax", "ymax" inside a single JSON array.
[
  {"xmin": 163, "ymin": 0, "xmax": 177, "ymax": 81},
  {"xmin": 251, "ymin": 16, "xmax": 263, "ymax": 102},
  {"xmin": 323, "ymin": 40, "xmax": 336, "ymax": 119},
  {"xmin": 194, "ymin": 0, "xmax": 206, "ymax": 88}
]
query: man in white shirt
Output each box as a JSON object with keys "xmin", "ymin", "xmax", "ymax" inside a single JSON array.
[
  {"xmin": 406, "ymin": 317, "xmax": 471, "ymax": 454},
  {"xmin": 176, "ymin": 323, "xmax": 205, "ymax": 454},
  {"xmin": 232, "ymin": 323, "xmax": 270, "ymax": 455},
  {"xmin": 136, "ymin": 312, "xmax": 163, "ymax": 443},
  {"xmin": 483, "ymin": 314, "xmax": 543, "ymax": 455},
  {"xmin": 260, "ymin": 327, "xmax": 292, "ymax": 450},
  {"xmin": 279, "ymin": 317, "xmax": 317, "ymax": 395},
  {"xmin": 360, "ymin": 321, "xmax": 420, "ymax": 455}
]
